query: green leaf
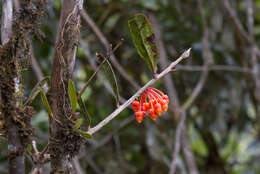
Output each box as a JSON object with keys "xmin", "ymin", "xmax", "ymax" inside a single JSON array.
[
  {"xmin": 102, "ymin": 59, "xmax": 120, "ymax": 107},
  {"xmin": 24, "ymin": 76, "xmax": 50, "ymax": 106},
  {"xmin": 68, "ymin": 79, "xmax": 78, "ymax": 113},
  {"xmin": 26, "ymin": 143, "xmax": 33, "ymax": 154},
  {"xmin": 73, "ymin": 118, "xmax": 84, "ymax": 131},
  {"xmin": 76, "ymin": 129, "xmax": 93, "ymax": 139},
  {"xmin": 78, "ymin": 97, "xmax": 91, "ymax": 127},
  {"xmin": 40, "ymin": 89, "xmax": 54, "ymax": 119},
  {"xmin": 128, "ymin": 13, "xmax": 159, "ymax": 74}
]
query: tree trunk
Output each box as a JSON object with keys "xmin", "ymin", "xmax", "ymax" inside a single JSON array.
[
  {"xmin": 48, "ymin": 0, "xmax": 84, "ymax": 173},
  {"xmin": 0, "ymin": 1, "xmax": 45, "ymax": 173}
]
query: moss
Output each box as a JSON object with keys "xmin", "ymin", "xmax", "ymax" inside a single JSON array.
[{"xmin": 0, "ymin": 0, "xmax": 46, "ymax": 157}]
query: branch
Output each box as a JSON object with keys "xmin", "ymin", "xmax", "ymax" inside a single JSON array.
[
  {"xmin": 1, "ymin": 0, "xmax": 13, "ymax": 45},
  {"xmin": 88, "ymin": 117, "xmax": 134, "ymax": 151},
  {"xmin": 169, "ymin": 112, "xmax": 186, "ymax": 174},
  {"xmin": 81, "ymin": 10, "xmax": 140, "ymax": 89},
  {"xmin": 78, "ymin": 41, "xmax": 123, "ymax": 100},
  {"xmin": 246, "ymin": 0, "xmax": 260, "ymax": 121},
  {"xmin": 220, "ymin": 0, "xmax": 253, "ymax": 45},
  {"xmin": 170, "ymin": 0, "xmax": 211, "ymax": 172},
  {"xmin": 148, "ymin": 13, "xmax": 181, "ymax": 118},
  {"xmin": 176, "ymin": 65, "xmax": 252, "ymax": 73},
  {"xmin": 181, "ymin": 127, "xmax": 198, "ymax": 174},
  {"xmin": 182, "ymin": 0, "xmax": 211, "ymax": 111},
  {"xmin": 80, "ymin": 40, "xmax": 127, "ymax": 104},
  {"xmin": 78, "ymin": 57, "xmax": 106, "ymax": 100},
  {"xmin": 72, "ymin": 157, "xmax": 85, "ymax": 174},
  {"xmin": 30, "ymin": 44, "xmax": 44, "ymax": 81},
  {"xmin": 87, "ymin": 48, "xmax": 191, "ymax": 135},
  {"xmin": 85, "ymin": 156, "xmax": 103, "ymax": 174}
]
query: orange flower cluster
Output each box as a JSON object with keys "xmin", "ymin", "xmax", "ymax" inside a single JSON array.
[{"xmin": 132, "ymin": 88, "xmax": 169, "ymax": 123}]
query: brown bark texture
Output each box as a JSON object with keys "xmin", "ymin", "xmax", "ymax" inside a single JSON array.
[{"xmin": 48, "ymin": 0, "xmax": 84, "ymax": 173}]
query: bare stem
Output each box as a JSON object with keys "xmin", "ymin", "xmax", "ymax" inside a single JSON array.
[
  {"xmin": 78, "ymin": 58, "xmax": 106, "ymax": 100},
  {"xmin": 81, "ymin": 10, "xmax": 140, "ymax": 89},
  {"xmin": 87, "ymin": 48, "xmax": 191, "ymax": 135},
  {"xmin": 77, "ymin": 40, "xmax": 123, "ymax": 100}
]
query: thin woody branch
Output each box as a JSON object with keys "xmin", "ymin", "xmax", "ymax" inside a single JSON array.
[
  {"xmin": 81, "ymin": 10, "xmax": 140, "ymax": 89},
  {"xmin": 78, "ymin": 41, "xmax": 123, "ymax": 100},
  {"xmin": 87, "ymin": 48, "xmax": 191, "ymax": 135},
  {"xmin": 176, "ymin": 65, "xmax": 252, "ymax": 73},
  {"xmin": 170, "ymin": 0, "xmax": 211, "ymax": 172}
]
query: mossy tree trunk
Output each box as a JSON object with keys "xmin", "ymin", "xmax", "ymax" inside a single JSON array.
[
  {"xmin": 48, "ymin": 0, "xmax": 84, "ymax": 173},
  {"xmin": 0, "ymin": 1, "xmax": 45, "ymax": 173}
]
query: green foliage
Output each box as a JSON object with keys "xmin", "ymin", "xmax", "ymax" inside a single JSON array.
[
  {"xmin": 1, "ymin": 1, "xmax": 260, "ymax": 173},
  {"xmin": 40, "ymin": 89, "xmax": 54, "ymax": 119},
  {"xmin": 128, "ymin": 14, "xmax": 159, "ymax": 74},
  {"xmin": 68, "ymin": 79, "xmax": 78, "ymax": 113},
  {"xmin": 102, "ymin": 59, "xmax": 120, "ymax": 107},
  {"xmin": 76, "ymin": 129, "xmax": 93, "ymax": 139},
  {"xmin": 24, "ymin": 76, "xmax": 50, "ymax": 106},
  {"xmin": 78, "ymin": 97, "xmax": 91, "ymax": 128},
  {"xmin": 26, "ymin": 143, "xmax": 33, "ymax": 154},
  {"xmin": 73, "ymin": 118, "xmax": 84, "ymax": 131}
]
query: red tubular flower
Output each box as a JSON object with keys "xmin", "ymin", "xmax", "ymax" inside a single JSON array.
[{"xmin": 132, "ymin": 88, "xmax": 169, "ymax": 123}]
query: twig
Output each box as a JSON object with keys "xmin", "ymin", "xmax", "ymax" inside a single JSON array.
[
  {"xmin": 72, "ymin": 156, "xmax": 85, "ymax": 174},
  {"xmin": 80, "ymin": 37, "xmax": 194, "ymax": 174},
  {"xmin": 220, "ymin": 0, "xmax": 253, "ymax": 45},
  {"xmin": 170, "ymin": 0, "xmax": 211, "ymax": 172},
  {"xmin": 85, "ymin": 156, "xmax": 103, "ymax": 174},
  {"xmin": 78, "ymin": 56, "xmax": 106, "ymax": 100},
  {"xmin": 1, "ymin": 0, "xmax": 13, "ymax": 45},
  {"xmin": 169, "ymin": 112, "xmax": 186, "ymax": 174},
  {"xmin": 80, "ymin": 40, "xmax": 124, "ymax": 102},
  {"xmin": 32, "ymin": 140, "xmax": 39, "ymax": 154},
  {"xmin": 87, "ymin": 48, "xmax": 191, "ymax": 135},
  {"xmin": 181, "ymin": 127, "xmax": 198, "ymax": 174},
  {"xmin": 182, "ymin": 68, "xmax": 208, "ymax": 110},
  {"xmin": 149, "ymin": 13, "xmax": 200, "ymax": 174},
  {"xmin": 81, "ymin": 10, "xmax": 140, "ymax": 89},
  {"xmin": 113, "ymin": 134, "xmax": 135, "ymax": 171},
  {"xmin": 31, "ymin": 141, "xmax": 50, "ymax": 164},
  {"xmin": 30, "ymin": 44, "xmax": 44, "ymax": 81},
  {"xmin": 88, "ymin": 117, "xmax": 134, "ymax": 151},
  {"xmin": 78, "ymin": 40, "xmax": 123, "ymax": 100},
  {"xmin": 182, "ymin": 0, "xmax": 211, "ymax": 111},
  {"xmin": 247, "ymin": 0, "xmax": 254, "ymax": 38},
  {"xmin": 246, "ymin": 0, "xmax": 260, "ymax": 120},
  {"xmin": 176, "ymin": 65, "xmax": 252, "ymax": 73},
  {"xmin": 148, "ymin": 13, "xmax": 181, "ymax": 118}
]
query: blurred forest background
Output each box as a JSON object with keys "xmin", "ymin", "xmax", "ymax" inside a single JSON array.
[{"xmin": 1, "ymin": 0, "xmax": 260, "ymax": 173}]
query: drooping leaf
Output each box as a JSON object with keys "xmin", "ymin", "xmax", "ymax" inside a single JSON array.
[
  {"xmin": 24, "ymin": 76, "xmax": 50, "ymax": 106},
  {"xmin": 40, "ymin": 89, "xmax": 54, "ymax": 119},
  {"xmin": 76, "ymin": 129, "xmax": 93, "ymax": 139},
  {"xmin": 68, "ymin": 79, "xmax": 78, "ymax": 113},
  {"xmin": 128, "ymin": 14, "xmax": 159, "ymax": 74},
  {"xmin": 73, "ymin": 118, "xmax": 84, "ymax": 131},
  {"xmin": 78, "ymin": 97, "xmax": 91, "ymax": 127},
  {"xmin": 102, "ymin": 59, "xmax": 120, "ymax": 107},
  {"xmin": 26, "ymin": 143, "xmax": 33, "ymax": 154}
]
